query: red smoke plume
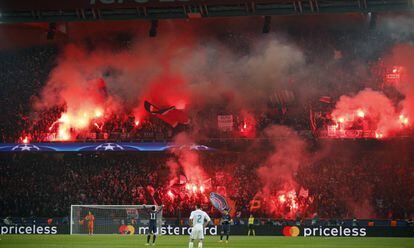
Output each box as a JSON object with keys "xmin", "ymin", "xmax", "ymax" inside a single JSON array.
[
  {"xmin": 255, "ymin": 125, "xmax": 310, "ymax": 219},
  {"xmin": 330, "ymin": 44, "xmax": 414, "ymax": 138},
  {"xmin": 331, "ymin": 88, "xmax": 402, "ymax": 138},
  {"xmin": 167, "ymin": 133, "xmax": 208, "ymax": 185},
  {"xmin": 31, "ymin": 28, "xmax": 304, "ymax": 141},
  {"xmin": 386, "ymin": 44, "xmax": 414, "ymax": 125}
]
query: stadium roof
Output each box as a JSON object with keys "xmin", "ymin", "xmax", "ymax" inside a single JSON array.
[{"xmin": 0, "ymin": 0, "xmax": 412, "ymax": 23}]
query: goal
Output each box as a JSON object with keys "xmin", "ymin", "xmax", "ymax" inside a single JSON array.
[{"xmin": 70, "ymin": 205, "xmax": 163, "ymax": 235}]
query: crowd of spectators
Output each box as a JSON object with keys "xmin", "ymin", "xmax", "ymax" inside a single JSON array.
[
  {"xmin": 1, "ymin": 142, "xmax": 413, "ymax": 221},
  {"xmin": 0, "ymin": 45, "xmax": 307, "ymax": 142},
  {"xmin": 0, "ymin": 24, "xmax": 397, "ymax": 144},
  {"xmin": 0, "ymin": 46, "xmax": 57, "ymax": 143},
  {"xmin": 0, "ymin": 44, "xmax": 308, "ymax": 143}
]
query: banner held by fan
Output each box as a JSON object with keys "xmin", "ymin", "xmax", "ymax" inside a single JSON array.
[{"xmin": 209, "ymin": 192, "xmax": 230, "ymax": 213}]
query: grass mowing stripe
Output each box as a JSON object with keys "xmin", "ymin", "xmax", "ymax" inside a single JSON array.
[{"xmin": 1, "ymin": 235, "xmax": 414, "ymax": 248}]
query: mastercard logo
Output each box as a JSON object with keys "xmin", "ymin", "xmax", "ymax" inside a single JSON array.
[
  {"xmin": 282, "ymin": 226, "xmax": 300, "ymax": 237},
  {"xmin": 119, "ymin": 225, "xmax": 135, "ymax": 235}
]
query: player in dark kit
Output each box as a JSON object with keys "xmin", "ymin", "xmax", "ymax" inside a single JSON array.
[
  {"xmin": 219, "ymin": 210, "xmax": 232, "ymax": 243},
  {"xmin": 143, "ymin": 205, "xmax": 163, "ymax": 246}
]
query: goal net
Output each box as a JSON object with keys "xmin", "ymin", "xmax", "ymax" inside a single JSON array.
[{"xmin": 70, "ymin": 205, "xmax": 163, "ymax": 235}]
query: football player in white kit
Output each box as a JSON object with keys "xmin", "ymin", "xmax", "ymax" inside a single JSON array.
[{"xmin": 189, "ymin": 204, "xmax": 211, "ymax": 248}]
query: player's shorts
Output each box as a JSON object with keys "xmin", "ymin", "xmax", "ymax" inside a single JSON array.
[
  {"xmin": 220, "ymin": 224, "xmax": 230, "ymax": 235},
  {"xmin": 88, "ymin": 223, "xmax": 94, "ymax": 229},
  {"xmin": 248, "ymin": 224, "xmax": 255, "ymax": 230},
  {"xmin": 148, "ymin": 222, "xmax": 157, "ymax": 234},
  {"xmin": 190, "ymin": 226, "xmax": 204, "ymax": 240}
]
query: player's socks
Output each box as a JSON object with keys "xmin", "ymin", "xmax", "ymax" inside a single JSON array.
[
  {"xmin": 147, "ymin": 235, "xmax": 151, "ymax": 244},
  {"xmin": 152, "ymin": 235, "xmax": 156, "ymax": 244},
  {"xmin": 198, "ymin": 241, "xmax": 203, "ymax": 248},
  {"xmin": 189, "ymin": 241, "xmax": 194, "ymax": 248},
  {"xmin": 226, "ymin": 235, "xmax": 229, "ymax": 241},
  {"xmin": 220, "ymin": 235, "xmax": 223, "ymax": 240}
]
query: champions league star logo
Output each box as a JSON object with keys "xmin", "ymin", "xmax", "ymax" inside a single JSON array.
[
  {"xmin": 11, "ymin": 144, "xmax": 40, "ymax": 151},
  {"xmin": 178, "ymin": 144, "xmax": 210, "ymax": 151},
  {"xmin": 94, "ymin": 143, "xmax": 125, "ymax": 151}
]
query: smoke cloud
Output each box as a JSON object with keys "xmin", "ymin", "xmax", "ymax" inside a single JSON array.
[
  {"xmin": 33, "ymin": 20, "xmax": 307, "ymax": 140},
  {"xmin": 331, "ymin": 88, "xmax": 401, "ymax": 136},
  {"xmin": 380, "ymin": 14, "xmax": 414, "ymax": 42},
  {"xmin": 386, "ymin": 44, "xmax": 414, "ymax": 123},
  {"xmin": 167, "ymin": 133, "xmax": 208, "ymax": 184},
  {"xmin": 28, "ymin": 15, "xmax": 414, "ymax": 218},
  {"xmin": 254, "ymin": 125, "xmax": 310, "ymax": 218}
]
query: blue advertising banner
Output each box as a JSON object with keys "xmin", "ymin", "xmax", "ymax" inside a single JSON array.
[{"xmin": 0, "ymin": 142, "xmax": 213, "ymax": 152}]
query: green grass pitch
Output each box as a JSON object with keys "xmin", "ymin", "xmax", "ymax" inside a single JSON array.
[{"xmin": 1, "ymin": 235, "xmax": 414, "ymax": 248}]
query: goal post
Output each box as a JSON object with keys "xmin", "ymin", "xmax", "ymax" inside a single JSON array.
[{"xmin": 70, "ymin": 205, "xmax": 163, "ymax": 235}]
